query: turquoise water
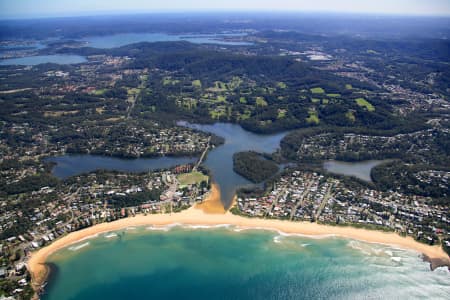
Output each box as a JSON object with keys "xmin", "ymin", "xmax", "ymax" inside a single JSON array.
[{"xmin": 43, "ymin": 227, "xmax": 450, "ymax": 300}]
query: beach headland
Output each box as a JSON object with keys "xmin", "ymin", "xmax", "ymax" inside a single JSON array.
[{"xmin": 27, "ymin": 183, "xmax": 450, "ymax": 296}]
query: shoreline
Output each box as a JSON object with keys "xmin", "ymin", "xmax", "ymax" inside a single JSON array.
[{"xmin": 27, "ymin": 184, "xmax": 450, "ymax": 295}]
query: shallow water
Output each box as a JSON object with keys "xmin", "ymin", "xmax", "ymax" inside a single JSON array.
[
  {"xmin": 0, "ymin": 54, "xmax": 87, "ymax": 65},
  {"xmin": 43, "ymin": 227, "xmax": 450, "ymax": 300},
  {"xmin": 48, "ymin": 123, "xmax": 288, "ymax": 207},
  {"xmin": 46, "ymin": 154, "xmax": 197, "ymax": 179},
  {"xmin": 323, "ymin": 160, "xmax": 389, "ymax": 182},
  {"xmin": 179, "ymin": 122, "xmax": 289, "ymax": 207},
  {"xmin": 81, "ymin": 32, "xmax": 251, "ymax": 48}
]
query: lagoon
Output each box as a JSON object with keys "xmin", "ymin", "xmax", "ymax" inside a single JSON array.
[
  {"xmin": 46, "ymin": 155, "xmax": 197, "ymax": 179},
  {"xmin": 323, "ymin": 159, "xmax": 389, "ymax": 182},
  {"xmin": 179, "ymin": 122, "xmax": 288, "ymax": 208},
  {"xmin": 81, "ymin": 33, "xmax": 251, "ymax": 48},
  {"xmin": 47, "ymin": 123, "xmax": 288, "ymax": 208},
  {"xmin": 0, "ymin": 54, "xmax": 87, "ymax": 66}
]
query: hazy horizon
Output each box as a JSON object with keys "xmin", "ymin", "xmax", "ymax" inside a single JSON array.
[{"xmin": 1, "ymin": 0, "xmax": 450, "ymax": 20}]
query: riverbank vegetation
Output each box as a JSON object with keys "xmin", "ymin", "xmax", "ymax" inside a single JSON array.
[{"xmin": 233, "ymin": 151, "xmax": 279, "ymax": 183}]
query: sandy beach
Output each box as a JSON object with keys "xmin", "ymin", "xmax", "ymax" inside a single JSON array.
[{"xmin": 27, "ymin": 184, "xmax": 450, "ymax": 291}]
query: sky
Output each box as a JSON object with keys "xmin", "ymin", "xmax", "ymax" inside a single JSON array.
[{"xmin": 1, "ymin": 0, "xmax": 450, "ymax": 19}]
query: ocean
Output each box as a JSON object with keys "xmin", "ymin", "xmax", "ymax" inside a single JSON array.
[{"xmin": 43, "ymin": 226, "xmax": 450, "ymax": 300}]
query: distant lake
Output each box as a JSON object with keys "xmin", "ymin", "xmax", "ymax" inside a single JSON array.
[
  {"xmin": 46, "ymin": 155, "xmax": 197, "ymax": 179},
  {"xmin": 323, "ymin": 160, "xmax": 389, "ymax": 182},
  {"xmin": 81, "ymin": 33, "xmax": 251, "ymax": 48},
  {"xmin": 0, "ymin": 54, "xmax": 87, "ymax": 66}
]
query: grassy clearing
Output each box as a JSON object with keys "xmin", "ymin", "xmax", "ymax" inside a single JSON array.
[
  {"xmin": 177, "ymin": 171, "xmax": 209, "ymax": 186},
  {"xmin": 180, "ymin": 98, "xmax": 197, "ymax": 110},
  {"xmin": 127, "ymin": 88, "xmax": 140, "ymax": 95},
  {"xmin": 277, "ymin": 109, "xmax": 287, "ymax": 119},
  {"xmin": 238, "ymin": 110, "xmax": 251, "ymax": 120},
  {"xmin": 216, "ymin": 95, "xmax": 227, "ymax": 103},
  {"xmin": 345, "ymin": 110, "xmax": 356, "ymax": 122},
  {"xmin": 209, "ymin": 106, "xmax": 227, "ymax": 119},
  {"xmin": 239, "ymin": 97, "xmax": 247, "ymax": 104},
  {"xmin": 228, "ymin": 77, "xmax": 242, "ymax": 89},
  {"xmin": 256, "ymin": 97, "xmax": 268, "ymax": 107},
  {"xmin": 311, "ymin": 98, "xmax": 320, "ymax": 103},
  {"xmin": 192, "ymin": 80, "xmax": 202, "ymax": 88},
  {"xmin": 277, "ymin": 82, "xmax": 287, "ymax": 89},
  {"xmin": 310, "ymin": 87, "xmax": 325, "ymax": 94},
  {"xmin": 163, "ymin": 77, "xmax": 180, "ymax": 86},
  {"xmin": 93, "ymin": 89, "xmax": 107, "ymax": 96},
  {"xmin": 327, "ymin": 93, "xmax": 341, "ymax": 97},
  {"xmin": 345, "ymin": 84, "xmax": 353, "ymax": 90},
  {"xmin": 322, "ymin": 99, "xmax": 329, "ymax": 104},
  {"xmin": 355, "ymin": 98, "xmax": 375, "ymax": 111},
  {"xmin": 306, "ymin": 109, "xmax": 320, "ymax": 124}
]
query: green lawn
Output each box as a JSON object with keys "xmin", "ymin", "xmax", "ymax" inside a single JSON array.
[
  {"xmin": 93, "ymin": 89, "xmax": 107, "ymax": 95},
  {"xmin": 238, "ymin": 110, "xmax": 251, "ymax": 120},
  {"xmin": 215, "ymin": 81, "xmax": 227, "ymax": 90},
  {"xmin": 216, "ymin": 95, "xmax": 227, "ymax": 102},
  {"xmin": 345, "ymin": 84, "xmax": 353, "ymax": 90},
  {"xmin": 306, "ymin": 110, "xmax": 320, "ymax": 124},
  {"xmin": 277, "ymin": 109, "xmax": 287, "ymax": 119},
  {"xmin": 345, "ymin": 110, "xmax": 356, "ymax": 122},
  {"xmin": 192, "ymin": 80, "xmax": 202, "ymax": 88},
  {"xmin": 310, "ymin": 87, "xmax": 325, "ymax": 94},
  {"xmin": 177, "ymin": 171, "xmax": 209, "ymax": 186},
  {"xmin": 163, "ymin": 77, "xmax": 180, "ymax": 85},
  {"xmin": 277, "ymin": 82, "xmax": 287, "ymax": 89},
  {"xmin": 355, "ymin": 98, "xmax": 375, "ymax": 111},
  {"xmin": 327, "ymin": 93, "xmax": 341, "ymax": 97},
  {"xmin": 256, "ymin": 97, "xmax": 268, "ymax": 106},
  {"xmin": 311, "ymin": 98, "xmax": 320, "ymax": 103},
  {"xmin": 239, "ymin": 97, "xmax": 247, "ymax": 104},
  {"xmin": 127, "ymin": 88, "xmax": 140, "ymax": 95}
]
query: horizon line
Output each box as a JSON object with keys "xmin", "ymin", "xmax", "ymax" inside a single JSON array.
[{"xmin": 1, "ymin": 9, "xmax": 450, "ymax": 21}]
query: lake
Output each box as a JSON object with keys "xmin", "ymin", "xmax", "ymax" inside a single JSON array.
[
  {"xmin": 81, "ymin": 33, "xmax": 251, "ymax": 48},
  {"xmin": 323, "ymin": 160, "xmax": 389, "ymax": 182},
  {"xmin": 0, "ymin": 54, "xmax": 87, "ymax": 66},
  {"xmin": 46, "ymin": 155, "xmax": 197, "ymax": 179},
  {"xmin": 47, "ymin": 123, "xmax": 288, "ymax": 208}
]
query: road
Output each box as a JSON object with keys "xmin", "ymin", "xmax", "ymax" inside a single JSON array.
[
  {"xmin": 315, "ymin": 184, "xmax": 334, "ymax": 220},
  {"xmin": 193, "ymin": 136, "xmax": 211, "ymax": 171},
  {"xmin": 290, "ymin": 180, "xmax": 315, "ymax": 220}
]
